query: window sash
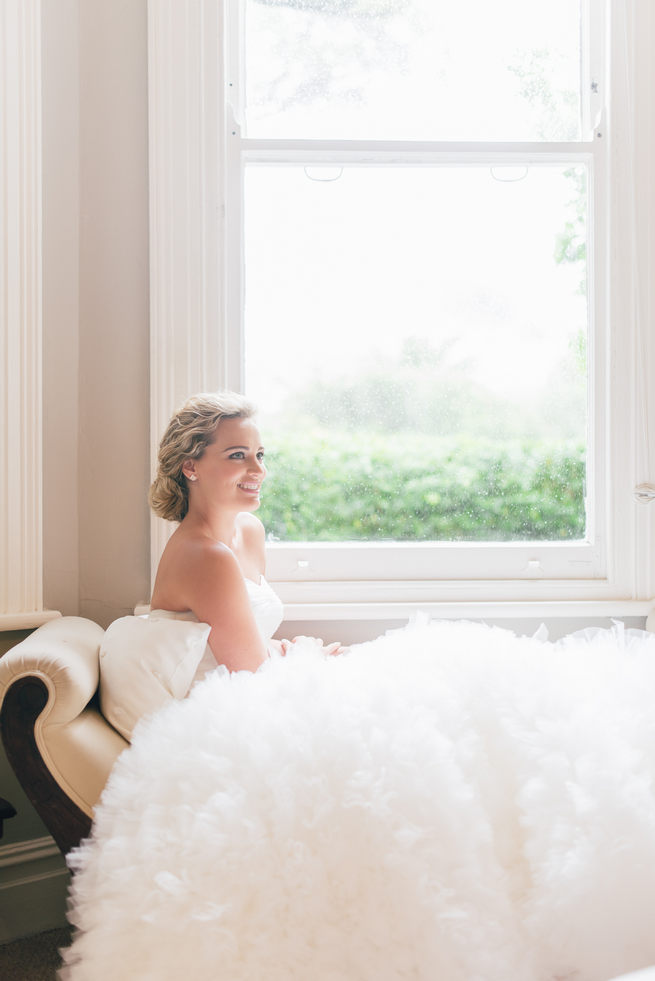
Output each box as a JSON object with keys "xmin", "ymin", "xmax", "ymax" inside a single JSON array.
[
  {"xmin": 226, "ymin": 134, "xmax": 607, "ymax": 586},
  {"xmin": 238, "ymin": 0, "xmax": 599, "ymax": 144}
]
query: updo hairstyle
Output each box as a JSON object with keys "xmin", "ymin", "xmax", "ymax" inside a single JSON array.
[{"xmin": 149, "ymin": 391, "xmax": 256, "ymax": 522}]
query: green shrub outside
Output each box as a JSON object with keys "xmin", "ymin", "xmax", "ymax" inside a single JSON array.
[{"xmin": 256, "ymin": 429, "xmax": 586, "ymax": 542}]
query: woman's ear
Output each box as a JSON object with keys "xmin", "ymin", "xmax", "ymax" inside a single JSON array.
[{"xmin": 182, "ymin": 461, "xmax": 197, "ymax": 482}]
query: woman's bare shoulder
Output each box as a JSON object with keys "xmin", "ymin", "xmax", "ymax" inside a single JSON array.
[
  {"xmin": 153, "ymin": 530, "xmax": 240, "ymax": 610},
  {"xmin": 159, "ymin": 526, "xmax": 230, "ymax": 568},
  {"xmin": 182, "ymin": 535, "xmax": 241, "ymax": 580}
]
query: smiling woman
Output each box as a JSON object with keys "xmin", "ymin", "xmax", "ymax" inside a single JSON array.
[{"xmin": 147, "ymin": 392, "xmax": 278, "ymax": 672}]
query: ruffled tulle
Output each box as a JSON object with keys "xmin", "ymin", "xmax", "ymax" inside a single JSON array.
[{"xmin": 61, "ymin": 620, "xmax": 655, "ymax": 980}]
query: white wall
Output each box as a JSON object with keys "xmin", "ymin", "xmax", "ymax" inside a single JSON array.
[
  {"xmin": 40, "ymin": 0, "xmax": 151, "ymax": 626},
  {"xmin": 76, "ymin": 0, "xmax": 150, "ymax": 626},
  {"xmin": 42, "ymin": 0, "xmax": 80, "ymax": 618},
  {"xmin": 74, "ymin": 0, "xmax": 151, "ymax": 626}
]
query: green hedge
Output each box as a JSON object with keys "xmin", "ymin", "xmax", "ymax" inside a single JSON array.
[{"xmin": 256, "ymin": 430, "xmax": 586, "ymax": 542}]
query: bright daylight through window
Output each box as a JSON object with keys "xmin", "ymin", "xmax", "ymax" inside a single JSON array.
[{"xmin": 226, "ymin": 0, "xmax": 606, "ymax": 586}]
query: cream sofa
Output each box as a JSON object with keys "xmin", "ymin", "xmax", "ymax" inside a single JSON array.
[{"xmin": 0, "ymin": 616, "xmax": 128, "ymax": 855}]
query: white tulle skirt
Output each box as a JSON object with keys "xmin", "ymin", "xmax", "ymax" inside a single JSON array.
[{"xmin": 61, "ymin": 619, "xmax": 655, "ymax": 981}]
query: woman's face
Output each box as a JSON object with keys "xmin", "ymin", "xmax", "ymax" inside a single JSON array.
[{"xmin": 184, "ymin": 416, "xmax": 266, "ymax": 511}]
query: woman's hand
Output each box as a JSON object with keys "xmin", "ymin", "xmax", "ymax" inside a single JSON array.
[
  {"xmin": 323, "ymin": 640, "xmax": 348, "ymax": 656},
  {"xmin": 322, "ymin": 641, "xmax": 348, "ymax": 656},
  {"xmin": 290, "ymin": 636, "xmax": 348, "ymax": 656},
  {"xmin": 268, "ymin": 638, "xmax": 292, "ymax": 657},
  {"xmin": 269, "ymin": 636, "xmax": 349, "ymax": 657}
]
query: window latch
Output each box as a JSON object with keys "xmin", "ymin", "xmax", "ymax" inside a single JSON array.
[{"xmin": 634, "ymin": 483, "xmax": 655, "ymax": 503}]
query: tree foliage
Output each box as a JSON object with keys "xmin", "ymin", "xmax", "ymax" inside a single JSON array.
[{"xmin": 257, "ymin": 429, "xmax": 586, "ymax": 542}]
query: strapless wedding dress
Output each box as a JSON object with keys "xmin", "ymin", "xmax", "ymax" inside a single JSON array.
[
  {"xmin": 63, "ymin": 617, "xmax": 655, "ymax": 981},
  {"xmin": 150, "ymin": 575, "xmax": 284, "ymax": 683}
]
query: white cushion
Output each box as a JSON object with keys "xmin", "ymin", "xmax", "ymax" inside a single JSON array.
[{"xmin": 99, "ymin": 616, "xmax": 211, "ymax": 741}]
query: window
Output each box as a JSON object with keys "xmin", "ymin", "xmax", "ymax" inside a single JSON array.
[
  {"xmin": 147, "ymin": 1, "xmax": 655, "ymax": 611},
  {"xmin": 225, "ymin": 0, "xmax": 610, "ymax": 595}
]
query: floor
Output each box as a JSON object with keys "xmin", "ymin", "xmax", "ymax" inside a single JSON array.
[{"xmin": 0, "ymin": 927, "xmax": 71, "ymax": 980}]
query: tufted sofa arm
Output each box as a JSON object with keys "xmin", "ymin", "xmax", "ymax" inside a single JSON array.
[{"xmin": 0, "ymin": 616, "xmax": 129, "ymax": 855}]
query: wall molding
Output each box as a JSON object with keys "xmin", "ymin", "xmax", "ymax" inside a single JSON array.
[
  {"xmin": 0, "ymin": 0, "xmax": 48, "ymax": 626},
  {"xmin": 0, "ymin": 611, "xmax": 61, "ymax": 631},
  {"xmin": 147, "ymin": 0, "xmax": 227, "ymax": 591},
  {"xmin": 628, "ymin": 0, "xmax": 655, "ymax": 597},
  {"xmin": 0, "ymin": 834, "xmax": 61, "ymax": 874},
  {"xmin": 0, "ymin": 835, "xmax": 68, "ymax": 943}
]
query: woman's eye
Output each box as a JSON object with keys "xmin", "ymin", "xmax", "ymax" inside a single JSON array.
[
  {"xmin": 257, "ymin": 452, "xmax": 265, "ymax": 461},
  {"xmin": 229, "ymin": 452, "xmax": 245, "ymax": 460}
]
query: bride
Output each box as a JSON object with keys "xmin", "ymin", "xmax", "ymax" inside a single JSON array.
[
  {"xmin": 61, "ymin": 391, "xmax": 655, "ymax": 981},
  {"xmin": 148, "ymin": 391, "xmax": 342, "ymax": 673}
]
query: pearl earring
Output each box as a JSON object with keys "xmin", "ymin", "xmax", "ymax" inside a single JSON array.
[{"xmin": 188, "ymin": 474, "xmax": 197, "ymax": 482}]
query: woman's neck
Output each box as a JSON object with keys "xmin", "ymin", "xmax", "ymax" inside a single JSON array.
[{"xmin": 183, "ymin": 506, "xmax": 240, "ymax": 549}]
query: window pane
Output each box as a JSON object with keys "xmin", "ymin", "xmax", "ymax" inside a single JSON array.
[
  {"xmin": 243, "ymin": 0, "xmax": 584, "ymax": 141},
  {"xmin": 244, "ymin": 164, "xmax": 588, "ymax": 543}
]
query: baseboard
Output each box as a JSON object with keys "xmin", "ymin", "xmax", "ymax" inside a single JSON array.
[{"xmin": 0, "ymin": 836, "xmax": 70, "ymax": 943}]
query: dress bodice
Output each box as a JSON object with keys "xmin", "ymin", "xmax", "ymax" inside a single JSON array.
[
  {"xmin": 150, "ymin": 575, "xmax": 284, "ymax": 683},
  {"xmin": 243, "ymin": 575, "xmax": 285, "ymax": 642}
]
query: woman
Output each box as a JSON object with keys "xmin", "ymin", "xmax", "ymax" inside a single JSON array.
[
  {"xmin": 63, "ymin": 392, "xmax": 655, "ymax": 980},
  {"xmin": 148, "ymin": 391, "xmax": 341, "ymax": 673}
]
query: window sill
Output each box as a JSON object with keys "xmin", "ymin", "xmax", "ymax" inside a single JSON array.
[
  {"xmin": 0, "ymin": 611, "xmax": 62, "ymax": 632},
  {"xmin": 280, "ymin": 598, "xmax": 654, "ymax": 622},
  {"xmin": 136, "ymin": 595, "xmax": 653, "ymax": 623},
  {"xmin": 271, "ymin": 577, "xmax": 653, "ymax": 615}
]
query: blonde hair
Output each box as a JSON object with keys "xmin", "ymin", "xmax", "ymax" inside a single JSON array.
[{"xmin": 148, "ymin": 391, "xmax": 256, "ymax": 522}]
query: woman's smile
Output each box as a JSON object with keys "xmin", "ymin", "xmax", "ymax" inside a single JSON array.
[{"xmin": 238, "ymin": 481, "xmax": 261, "ymax": 496}]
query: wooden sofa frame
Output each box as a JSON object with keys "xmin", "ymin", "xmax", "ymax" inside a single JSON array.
[{"xmin": 0, "ymin": 616, "xmax": 128, "ymax": 856}]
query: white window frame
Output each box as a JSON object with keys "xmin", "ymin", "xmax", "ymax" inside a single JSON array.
[{"xmin": 147, "ymin": 0, "xmax": 655, "ymax": 619}]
